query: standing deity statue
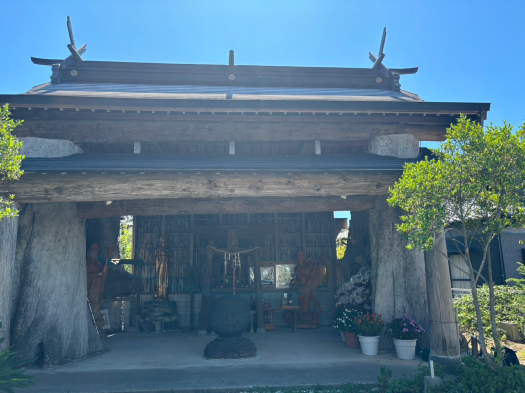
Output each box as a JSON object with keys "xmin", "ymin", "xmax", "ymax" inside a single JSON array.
[
  {"xmin": 286, "ymin": 250, "xmax": 324, "ymax": 328},
  {"xmin": 155, "ymin": 235, "xmax": 170, "ymax": 301},
  {"xmin": 86, "ymin": 243, "xmax": 112, "ymax": 335}
]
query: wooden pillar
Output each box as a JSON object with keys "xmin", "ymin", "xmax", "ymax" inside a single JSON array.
[
  {"xmin": 253, "ymin": 248, "xmax": 265, "ymax": 334},
  {"xmin": 197, "ymin": 240, "xmax": 214, "ymax": 336},
  {"xmin": 424, "ymin": 236, "xmax": 461, "ymax": 372}
]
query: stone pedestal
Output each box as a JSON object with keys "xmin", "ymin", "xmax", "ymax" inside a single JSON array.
[
  {"xmin": 423, "ymin": 376, "xmax": 443, "ymax": 393},
  {"xmin": 139, "ymin": 301, "xmax": 178, "ymax": 332},
  {"xmin": 204, "ymin": 336, "xmax": 256, "ymax": 359},
  {"xmin": 204, "ymin": 295, "xmax": 256, "ymax": 359}
]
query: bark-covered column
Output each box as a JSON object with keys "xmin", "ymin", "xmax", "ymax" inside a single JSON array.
[
  {"xmin": 424, "ymin": 237, "xmax": 461, "ymax": 372},
  {"xmin": 9, "ymin": 137, "xmax": 103, "ymax": 366},
  {"xmin": 11, "ymin": 203, "xmax": 93, "ymax": 367},
  {"xmin": 365, "ymin": 134, "xmax": 428, "ymax": 349},
  {"xmin": 368, "ymin": 196, "xmax": 429, "ymax": 349},
  {"xmin": 0, "ymin": 216, "xmax": 18, "ymax": 351}
]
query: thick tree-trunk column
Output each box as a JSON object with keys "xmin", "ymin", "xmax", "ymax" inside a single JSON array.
[
  {"xmin": 86, "ymin": 217, "xmax": 121, "ymax": 261},
  {"xmin": 0, "ymin": 216, "xmax": 18, "ymax": 351},
  {"xmin": 424, "ymin": 237, "xmax": 461, "ymax": 372},
  {"xmin": 364, "ymin": 133, "xmax": 429, "ymax": 349},
  {"xmin": 367, "ymin": 196, "xmax": 429, "ymax": 349},
  {"xmin": 10, "ymin": 203, "xmax": 95, "ymax": 367}
]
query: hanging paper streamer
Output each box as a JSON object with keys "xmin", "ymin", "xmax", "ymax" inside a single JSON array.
[{"xmin": 222, "ymin": 252, "xmax": 241, "ymax": 295}]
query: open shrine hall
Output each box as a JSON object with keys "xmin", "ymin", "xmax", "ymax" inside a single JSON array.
[{"xmin": 0, "ymin": 20, "xmax": 489, "ymax": 374}]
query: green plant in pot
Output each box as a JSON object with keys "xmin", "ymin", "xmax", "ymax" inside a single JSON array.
[
  {"xmin": 386, "ymin": 313, "xmax": 425, "ymax": 360},
  {"xmin": 333, "ymin": 306, "xmax": 361, "ymax": 349},
  {"xmin": 354, "ymin": 312, "xmax": 384, "ymax": 356}
]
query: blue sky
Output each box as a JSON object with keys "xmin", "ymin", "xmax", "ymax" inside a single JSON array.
[{"xmin": 2, "ymin": 1, "xmax": 524, "ymax": 220}]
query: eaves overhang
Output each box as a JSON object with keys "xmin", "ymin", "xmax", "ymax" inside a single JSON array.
[{"xmin": 0, "ymin": 94, "xmax": 491, "ymax": 116}]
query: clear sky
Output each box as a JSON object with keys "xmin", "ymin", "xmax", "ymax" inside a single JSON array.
[{"xmin": 2, "ymin": 1, "xmax": 524, "ymax": 220}]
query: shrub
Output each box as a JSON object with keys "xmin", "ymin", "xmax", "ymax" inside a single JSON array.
[
  {"xmin": 378, "ymin": 364, "xmax": 444, "ymax": 393},
  {"xmin": 433, "ymin": 356, "xmax": 525, "ymax": 393},
  {"xmin": 0, "ymin": 322, "xmax": 35, "ymax": 393},
  {"xmin": 454, "ymin": 284, "xmax": 525, "ymax": 339},
  {"xmin": 386, "ymin": 313, "xmax": 425, "ymax": 340}
]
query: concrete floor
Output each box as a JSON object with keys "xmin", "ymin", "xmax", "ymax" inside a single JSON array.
[{"xmin": 22, "ymin": 327, "xmax": 424, "ymax": 393}]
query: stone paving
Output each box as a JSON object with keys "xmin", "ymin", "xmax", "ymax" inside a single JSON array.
[{"xmin": 22, "ymin": 327, "xmax": 424, "ymax": 393}]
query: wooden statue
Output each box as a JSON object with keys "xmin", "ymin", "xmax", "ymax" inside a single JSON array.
[
  {"xmin": 155, "ymin": 235, "xmax": 170, "ymax": 301},
  {"xmin": 86, "ymin": 243, "xmax": 113, "ymax": 335},
  {"xmin": 286, "ymin": 250, "xmax": 324, "ymax": 328}
]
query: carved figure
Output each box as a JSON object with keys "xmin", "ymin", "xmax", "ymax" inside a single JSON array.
[
  {"xmin": 155, "ymin": 235, "xmax": 170, "ymax": 301},
  {"xmin": 86, "ymin": 243, "xmax": 110, "ymax": 335},
  {"xmin": 287, "ymin": 251, "xmax": 324, "ymax": 328}
]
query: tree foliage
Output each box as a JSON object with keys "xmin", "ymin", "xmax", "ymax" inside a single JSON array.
[
  {"xmin": 388, "ymin": 115, "xmax": 525, "ymax": 366},
  {"xmin": 0, "ymin": 105, "xmax": 24, "ymax": 222},
  {"xmin": 119, "ymin": 216, "xmax": 133, "ymax": 273},
  {"xmin": 454, "ymin": 284, "xmax": 525, "ymax": 339}
]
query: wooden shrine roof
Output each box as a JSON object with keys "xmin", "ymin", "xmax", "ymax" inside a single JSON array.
[
  {"xmin": 23, "ymin": 82, "xmax": 422, "ymax": 102},
  {"xmin": 21, "ymin": 152, "xmax": 431, "ymax": 174}
]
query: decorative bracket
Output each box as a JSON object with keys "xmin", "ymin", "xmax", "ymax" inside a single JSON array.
[
  {"xmin": 368, "ymin": 27, "xmax": 419, "ymax": 90},
  {"xmin": 31, "ymin": 16, "xmax": 87, "ymax": 66}
]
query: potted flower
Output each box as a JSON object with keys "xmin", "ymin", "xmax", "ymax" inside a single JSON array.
[
  {"xmin": 386, "ymin": 314, "xmax": 425, "ymax": 360},
  {"xmin": 354, "ymin": 312, "xmax": 384, "ymax": 356},
  {"xmin": 333, "ymin": 306, "xmax": 361, "ymax": 349},
  {"xmin": 333, "ymin": 304, "xmax": 347, "ymax": 343}
]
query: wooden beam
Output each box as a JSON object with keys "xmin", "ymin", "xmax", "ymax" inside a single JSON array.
[
  {"xmin": 12, "ymin": 116, "xmax": 450, "ymax": 143},
  {"xmin": 76, "ymin": 196, "xmax": 375, "ymax": 218},
  {"xmin": 6, "ymin": 173, "xmax": 399, "ymax": 203}
]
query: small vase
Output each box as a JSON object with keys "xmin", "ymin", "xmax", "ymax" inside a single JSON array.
[
  {"xmin": 340, "ymin": 331, "xmax": 345, "ymax": 343},
  {"xmin": 393, "ymin": 338, "xmax": 417, "ymax": 360},
  {"xmin": 344, "ymin": 332, "xmax": 360, "ymax": 349},
  {"xmin": 357, "ymin": 335, "xmax": 380, "ymax": 356}
]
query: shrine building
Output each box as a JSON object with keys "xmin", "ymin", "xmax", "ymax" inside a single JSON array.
[{"xmin": 0, "ymin": 27, "xmax": 490, "ymax": 370}]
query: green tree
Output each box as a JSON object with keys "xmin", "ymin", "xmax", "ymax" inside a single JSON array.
[
  {"xmin": 388, "ymin": 115, "xmax": 525, "ymax": 366},
  {"xmin": 119, "ymin": 216, "xmax": 133, "ymax": 273},
  {"xmin": 0, "ymin": 105, "xmax": 24, "ymax": 222}
]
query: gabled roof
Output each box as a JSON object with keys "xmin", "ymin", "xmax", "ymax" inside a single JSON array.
[{"xmin": 25, "ymin": 82, "xmax": 422, "ymax": 102}]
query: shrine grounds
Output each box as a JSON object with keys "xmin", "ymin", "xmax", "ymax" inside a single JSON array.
[{"xmin": 21, "ymin": 327, "xmax": 422, "ymax": 393}]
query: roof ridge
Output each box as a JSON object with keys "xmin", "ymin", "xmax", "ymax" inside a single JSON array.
[{"xmin": 400, "ymin": 89, "xmax": 423, "ymax": 102}]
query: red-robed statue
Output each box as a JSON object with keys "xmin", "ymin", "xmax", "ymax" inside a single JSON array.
[{"xmin": 86, "ymin": 243, "xmax": 114, "ymax": 336}]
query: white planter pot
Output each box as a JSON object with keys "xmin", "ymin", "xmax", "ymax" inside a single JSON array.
[
  {"xmin": 393, "ymin": 338, "xmax": 417, "ymax": 360},
  {"xmin": 340, "ymin": 331, "xmax": 346, "ymax": 343},
  {"xmin": 357, "ymin": 335, "xmax": 380, "ymax": 356}
]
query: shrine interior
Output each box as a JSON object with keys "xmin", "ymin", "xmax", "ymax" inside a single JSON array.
[{"xmin": 100, "ymin": 211, "xmax": 343, "ymax": 335}]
